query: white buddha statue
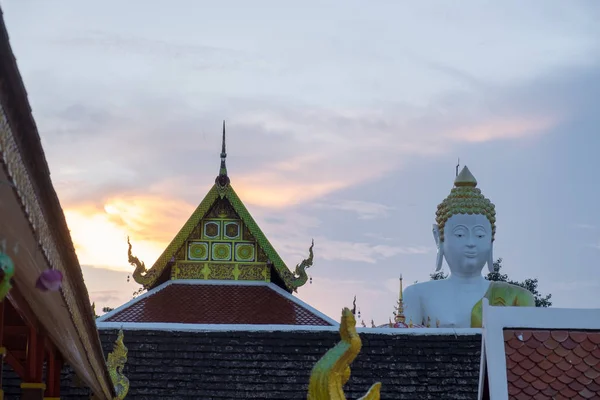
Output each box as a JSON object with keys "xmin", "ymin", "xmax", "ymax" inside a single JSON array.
[{"xmin": 403, "ymin": 166, "xmax": 535, "ymax": 328}]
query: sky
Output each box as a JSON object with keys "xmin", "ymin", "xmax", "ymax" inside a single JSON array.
[{"xmin": 2, "ymin": 0, "xmax": 600, "ymax": 324}]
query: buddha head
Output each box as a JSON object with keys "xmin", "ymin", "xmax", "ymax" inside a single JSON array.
[{"xmin": 433, "ymin": 166, "xmax": 496, "ymax": 276}]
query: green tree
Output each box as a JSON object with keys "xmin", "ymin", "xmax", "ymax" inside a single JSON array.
[
  {"xmin": 430, "ymin": 258, "xmax": 552, "ymax": 307},
  {"xmin": 429, "ymin": 270, "xmax": 448, "ymax": 280}
]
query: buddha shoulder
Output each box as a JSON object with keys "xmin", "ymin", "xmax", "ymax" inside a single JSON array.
[
  {"xmin": 404, "ymin": 279, "xmax": 447, "ymax": 297},
  {"xmin": 485, "ymin": 281, "xmax": 536, "ymax": 307}
]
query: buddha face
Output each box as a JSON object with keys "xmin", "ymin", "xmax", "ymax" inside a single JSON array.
[{"xmin": 442, "ymin": 213, "xmax": 492, "ymax": 277}]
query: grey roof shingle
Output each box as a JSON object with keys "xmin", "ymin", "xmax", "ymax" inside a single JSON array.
[{"xmin": 93, "ymin": 329, "xmax": 481, "ymax": 399}]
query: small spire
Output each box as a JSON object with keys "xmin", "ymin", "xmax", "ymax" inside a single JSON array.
[
  {"xmin": 395, "ymin": 273, "xmax": 405, "ymax": 323},
  {"xmin": 399, "ymin": 274, "xmax": 403, "ymax": 301},
  {"xmin": 215, "ymin": 120, "xmax": 230, "ymax": 187},
  {"xmin": 454, "ymin": 165, "xmax": 477, "ymax": 187}
]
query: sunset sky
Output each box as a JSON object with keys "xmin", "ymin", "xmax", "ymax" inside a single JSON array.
[{"xmin": 3, "ymin": 0, "xmax": 600, "ymax": 324}]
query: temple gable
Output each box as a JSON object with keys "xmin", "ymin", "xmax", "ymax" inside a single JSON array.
[
  {"xmin": 130, "ymin": 123, "xmax": 307, "ymax": 293},
  {"xmin": 170, "ymin": 196, "xmax": 272, "ymax": 282}
]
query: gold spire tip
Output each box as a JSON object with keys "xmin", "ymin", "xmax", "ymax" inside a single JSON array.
[{"xmin": 454, "ymin": 165, "xmax": 477, "ymax": 187}]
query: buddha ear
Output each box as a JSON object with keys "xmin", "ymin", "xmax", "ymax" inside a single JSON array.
[
  {"xmin": 433, "ymin": 224, "xmax": 444, "ymax": 272},
  {"xmin": 487, "ymin": 242, "xmax": 495, "ymax": 273},
  {"xmin": 432, "ymin": 224, "xmax": 441, "ymax": 247}
]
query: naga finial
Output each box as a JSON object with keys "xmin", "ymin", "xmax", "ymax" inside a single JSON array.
[
  {"xmin": 307, "ymin": 307, "xmax": 381, "ymax": 400},
  {"xmin": 107, "ymin": 329, "xmax": 129, "ymax": 400},
  {"xmin": 127, "ymin": 236, "xmax": 153, "ymax": 287},
  {"xmin": 290, "ymin": 239, "xmax": 314, "ymax": 292}
]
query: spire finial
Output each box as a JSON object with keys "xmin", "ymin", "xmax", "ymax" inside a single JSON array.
[
  {"xmin": 215, "ymin": 120, "xmax": 230, "ymax": 187},
  {"xmin": 395, "ymin": 273, "xmax": 405, "ymax": 323},
  {"xmin": 454, "ymin": 165, "xmax": 477, "ymax": 187}
]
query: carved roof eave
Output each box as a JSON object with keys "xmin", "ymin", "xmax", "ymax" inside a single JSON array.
[
  {"xmin": 0, "ymin": 10, "xmax": 115, "ymax": 398},
  {"xmin": 143, "ymin": 183, "xmax": 296, "ymax": 291}
]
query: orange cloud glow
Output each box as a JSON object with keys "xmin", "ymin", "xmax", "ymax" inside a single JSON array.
[
  {"xmin": 447, "ymin": 115, "xmax": 558, "ymax": 143},
  {"xmin": 64, "ymin": 195, "xmax": 194, "ymax": 272}
]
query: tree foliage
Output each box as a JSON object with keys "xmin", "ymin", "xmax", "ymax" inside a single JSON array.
[{"xmin": 430, "ymin": 258, "xmax": 552, "ymax": 307}]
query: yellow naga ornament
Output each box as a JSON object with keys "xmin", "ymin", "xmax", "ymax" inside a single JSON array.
[
  {"xmin": 308, "ymin": 308, "xmax": 381, "ymax": 400},
  {"xmin": 107, "ymin": 329, "xmax": 130, "ymax": 400}
]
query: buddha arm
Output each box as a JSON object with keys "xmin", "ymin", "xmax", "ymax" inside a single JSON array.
[
  {"xmin": 402, "ymin": 285, "xmax": 423, "ymax": 327},
  {"xmin": 471, "ymin": 282, "xmax": 536, "ymax": 327}
]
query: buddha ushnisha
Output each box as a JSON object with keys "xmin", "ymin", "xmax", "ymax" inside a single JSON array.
[{"xmin": 403, "ymin": 166, "xmax": 535, "ymax": 328}]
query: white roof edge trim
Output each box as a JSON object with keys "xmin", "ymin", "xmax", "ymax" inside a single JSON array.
[
  {"xmin": 96, "ymin": 279, "xmax": 338, "ymax": 326},
  {"xmin": 486, "ymin": 305, "xmax": 600, "ymax": 330},
  {"xmin": 96, "ymin": 321, "xmax": 482, "ymax": 335}
]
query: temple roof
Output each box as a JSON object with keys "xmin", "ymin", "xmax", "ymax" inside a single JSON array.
[
  {"xmin": 0, "ymin": 6, "xmax": 114, "ymax": 398},
  {"xmin": 84, "ymin": 329, "xmax": 481, "ymax": 399},
  {"xmin": 131, "ymin": 122, "xmax": 311, "ymax": 293},
  {"xmin": 480, "ymin": 301, "xmax": 600, "ymax": 399},
  {"xmin": 504, "ymin": 329, "xmax": 600, "ymax": 399},
  {"xmin": 97, "ymin": 280, "xmax": 335, "ymax": 326}
]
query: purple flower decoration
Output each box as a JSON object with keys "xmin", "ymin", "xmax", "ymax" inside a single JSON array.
[{"xmin": 36, "ymin": 269, "xmax": 63, "ymax": 292}]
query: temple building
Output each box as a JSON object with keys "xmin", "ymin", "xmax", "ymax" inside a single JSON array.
[
  {"xmin": 0, "ymin": 8, "xmax": 119, "ymax": 399},
  {"xmin": 2, "ymin": 2, "xmax": 599, "ymax": 397},
  {"xmin": 96, "ymin": 123, "xmax": 335, "ymax": 328}
]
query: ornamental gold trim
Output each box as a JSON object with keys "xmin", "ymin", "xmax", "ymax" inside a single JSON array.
[
  {"xmin": 143, "ymin": 186, "xmax": 301, "ymax": 290},
  {"xmin": 307, "ymin": 308, "xmax": 381, "ymax": 400},
  {"xmin": 107, "ymin": 329, "xmax": 129, "ymax": 400},
  {"xmin": 20, "ymin": 383, "xmax": 46, "ymax": 390}
]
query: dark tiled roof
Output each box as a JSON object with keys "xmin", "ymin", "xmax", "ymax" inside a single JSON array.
[
  {"xmin": 2, "ymin": 363, "xmax": 91, "ymax": 399},
  {"xmin": 504, "ymin": 329, "xmax": 600, "ymax": 399},
  {"xmin": 104, "ymin": 284, "xmax": 332, "ymax": 326},
  {"xmin": 93, "ymin": 329, "xmax": 481, "ymax": 399}
]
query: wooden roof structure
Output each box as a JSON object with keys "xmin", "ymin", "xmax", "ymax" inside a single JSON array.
[{"xmin": 0, "ymin": 7, "xmax": 115, "ymax": 399}]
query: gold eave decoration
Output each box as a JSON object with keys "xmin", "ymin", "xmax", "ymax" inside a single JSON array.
[
  {"xmin": 131, "ymin": 183, "xmax": 303, "ymax": 292},
  {"xmin": 106, "ymin": 329, "xmax": 129, "ymax": 400},
  {"xmin": 308, "ymin": 307, "xmax": 381, "ymax": 400}
]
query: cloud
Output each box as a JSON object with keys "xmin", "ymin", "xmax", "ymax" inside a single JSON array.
[
  {"xmin": 574, "ymin": 223, "xmax": 596, "ymax": 230},
  {"xmin": 297, "ymin": 276, "xmax": 397, "ymax": 324},
  {"xmin": 315, "ymin": 239, "xmax": 430, "ymax": 264},
  {"xmin": 589, "ymin": 242, "xmax": 600, "ymax": 250},
  {"xmin": 89, "ymin": 290, "xmax": 122, "ymax": 304},
  {"xmin": 65, "ymin": 195, "xmax": 194, "ymax": 271},
  {"xmin": 551, "ymin": 280, "xmax": 600, "ymax": 292},
  {"xmin": 313, "ymin": 200, "xmax": 394, "ymax": 220}
]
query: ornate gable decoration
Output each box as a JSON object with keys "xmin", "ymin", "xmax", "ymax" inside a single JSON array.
[{"xmin": 129, "ymin": 123, "xmax": 313, "ymax": 292}]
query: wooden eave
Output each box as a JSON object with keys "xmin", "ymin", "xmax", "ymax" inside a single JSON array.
[
  {"xmin": 0, "ymin": 8, "xmax": 115, "ymax": 399},
  {"xmin": 144, "ymin": 183, "xmax": 297, "ymax": 292}
]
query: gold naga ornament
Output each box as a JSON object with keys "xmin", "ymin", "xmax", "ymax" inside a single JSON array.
[
  {"xmin": 106, "ymin": 329, "xmax": 130, "ymax": 400},
  {"xmin": 291, "ymin": 239, "xmax": 314, "ymax": 291},
  {"xmin": 308, "ymin": 308, "xmax": 381, "ymax": 400}
]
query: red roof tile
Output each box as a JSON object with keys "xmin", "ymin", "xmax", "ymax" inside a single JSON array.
[
  {"xmin": 504, "ymin": 329, "xmax": 600, "ymax": 399},
  {"xmin": 104, "ymin": 283, "xmax": 333, "ymax": 326}
]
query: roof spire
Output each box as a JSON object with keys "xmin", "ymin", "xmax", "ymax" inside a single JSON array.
[
  {"xmin": 394, "ymin": 274, "xmax": 405, "ymax": 323},
  {"xmin": 215, "ymin": 120, "xmax": 230, "ymax": 187}
]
